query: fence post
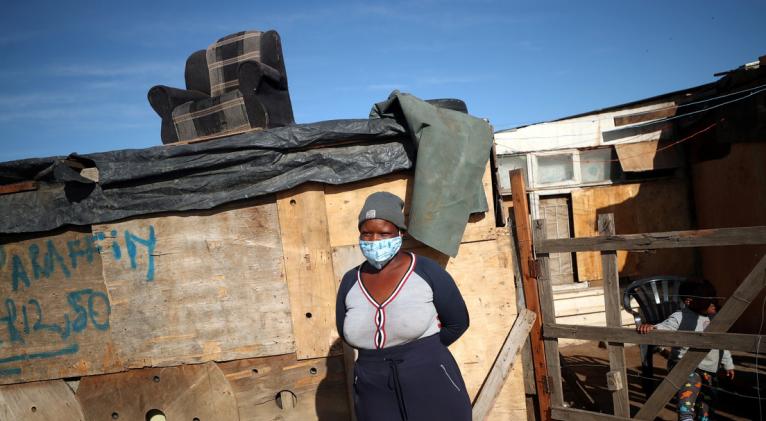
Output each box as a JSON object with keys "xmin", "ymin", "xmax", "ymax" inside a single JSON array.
[
  {"xmin": 532, "ymin": 219, "xmax": 565, "ymax": 408},
  {"xmin": 510, "ymin": 169, "xmax": 552, "ymax": 420},
  {"xmin": 598, "ymin": 214, "xmax": 631, "ymax": 417}
]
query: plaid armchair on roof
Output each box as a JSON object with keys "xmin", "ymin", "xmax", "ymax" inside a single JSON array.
[{"xmin": 148, "ymin": 30, "xmax": 295, "ymax": 144}]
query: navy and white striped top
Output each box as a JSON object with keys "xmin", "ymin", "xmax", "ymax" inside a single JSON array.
[{"xmin": 335, "ymin": 253, "xmax": 469, "ymax": 350}]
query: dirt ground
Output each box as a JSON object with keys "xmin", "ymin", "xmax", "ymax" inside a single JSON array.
[{"xmin": 559, "ymin": 342, "xmax": 766, "ymax": 420}]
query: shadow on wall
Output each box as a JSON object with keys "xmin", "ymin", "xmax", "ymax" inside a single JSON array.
[
  {"xmin": 587, "ymin": 139, "xmax": 766, "ymax": 334},
  {"xmin": 575, "ymin": 176, "xmax": 699, "ymax": 285},
  {"xmin": 315, "ymin": 338, "xmax": 353, "ymax": 421}
]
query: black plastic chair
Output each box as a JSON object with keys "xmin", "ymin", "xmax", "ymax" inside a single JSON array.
[{"xmin": 622, "ymin": 276, "xmax": 688, "ymax": 394}]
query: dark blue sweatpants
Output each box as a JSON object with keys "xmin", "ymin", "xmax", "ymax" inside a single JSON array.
[{"xmin": 353, "ymin": 334, "xmax": 472, "ymax": 421}]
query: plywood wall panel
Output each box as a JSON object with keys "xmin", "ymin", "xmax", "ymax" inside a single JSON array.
[
  {"xmin": 571, "ymin": 179, "xmax": 695, "ymax": 282},
  {"xmin": 0, "ymin": 229, "xmax": 121, "ymax": 385},
  {"xmin": 93, "ymin": 199, "xmax": 294, "ymax": 368},
  {"xmin": 691, "ymin": 142, "xmax": 766, "ymax": 333},
  {"xmin": 277, "ymin": 183, "xmax": 341, "ymax": 360}
]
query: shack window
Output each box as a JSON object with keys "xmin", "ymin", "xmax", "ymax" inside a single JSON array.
[
  {"xmin": 535, "ymin": 153, "xmax": 575, "ymax": 185},
  {"xmin": 579, "ymin": 148, "xmax": 621, "ymax": 183},
  {"xmin": 497, "ymin": 154, "xmax": 528, "ymax": 191}
]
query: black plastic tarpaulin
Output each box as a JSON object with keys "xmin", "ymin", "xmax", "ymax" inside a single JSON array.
[
  {"xmin": 1, "ymin": 93, "xmax": 494, "ymax": 257},
  {"xmin": 0, "ymin": 118, "xmax": 413, "ymax": 232}
]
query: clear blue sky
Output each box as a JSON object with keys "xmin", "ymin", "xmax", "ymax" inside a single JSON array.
[{"xmin": 1, "ymin": 0, "xmax": 764, "ymax": 162}]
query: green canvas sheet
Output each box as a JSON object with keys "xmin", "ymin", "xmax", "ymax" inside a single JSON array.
[{"xmin": 370, "ymin": 91, "xmax": 493, "ymax": 257}]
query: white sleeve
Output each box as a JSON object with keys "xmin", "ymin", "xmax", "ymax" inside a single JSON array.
[
  {"xmin": 721, "ymin": 350, "xmax": 735, "ymax": 370},
  {"xmin": 654, "ymin": 311, "xmax": 682, "ymax": 331}
]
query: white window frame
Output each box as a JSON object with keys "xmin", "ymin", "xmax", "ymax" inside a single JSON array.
[
  {"xmin": 530, "ymin": 149, "xmax": 581, "ymax": 189},
  {"xmin": 497, "ymin": 146, "xmax": 621, "ymax": 194}
]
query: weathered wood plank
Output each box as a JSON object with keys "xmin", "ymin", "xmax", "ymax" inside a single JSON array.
[
  {"xmin": 635, "ymin": 253, "xmax": 766, "ymax": 420},
  {"xmin": 77, "ymin": 362, "xmax": 238, "ymax": 420},
  {"xmin": 0, "ymin": 379, "xmax": 85, "ymax": 420},
  {"xmin": 552, "ymin": 406, "xmax": 632, "ymax": 421},
  {"xmin": 218, "ymin": 353, "xmax": 350, "ymax": 421},
  {"xmin": 277, "ymin": 183, "xmax": 340, "ymax": 360},
  {"xmin": 614, "ymin": 139, "xmax": 682, "ymax": 172},
  {"xmin": 532, "ymin": 220, "xmax": 565, "ymax": 407},
  {"xmin": 613, "ymin": 106, "xmax": 677, "ymax": 126},
  {"xmin": 509, "ymin": 217, "xmax": 536, "ymax": 396},
  {"xmin": 570, "ymin": 180, "xmax": 695, "ymax": 282},
  {"xmin": 0, "ymin": 229, "xmax": 121, "ymax": 384},
  {"xmin": 539, "ymin": 225, "xmax": 766, "ymax": 253},
  {"xmin": 545, "ymin": 323, "xmax": 766, "ymax": 352},
  {"xmin": 94, "ymin": 199, "xmax": 294, "ymax": 368},
  {"xmin": 0, "ymin": 181, "xmax": 38, "ymax": 196},
  {"xmin": 599, "ymin": 214, "xmax": 629, "ymax": 418},
  {"xmin": 510, "ymin": 169, "xmax": 552, "ymax": 420},
  {"xmin": 472, "ymin": 309, "xmax": 536, "ymax": 421}
]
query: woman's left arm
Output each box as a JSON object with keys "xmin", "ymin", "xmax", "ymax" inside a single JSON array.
[{"xmin": 423, "ymin": 259, "xmax": 469, "ymax": 346}]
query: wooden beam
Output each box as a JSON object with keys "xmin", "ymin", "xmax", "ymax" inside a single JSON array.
[
  {"xmin": 510, "ymin": 214, "xmax": 539, "ymax": 421},
  {"xmin": 635, "ymin": 253, "xmax": 766, "ymax": 420},
  {"xmin": 510, "ymin": 169, "xmax": 552, "ymax": 421},
  {"xmin": 552, "ymin": 406, "xmax": 632, "ymax": 421},
  {"xmin": 509, "ymin": 214, "xmax": 537, "ymax": 396},
  {"xmin": 0, "ymin": 181, "xmax": 37, "ymax": 195},
  {"xmin": 472, "ymin": 309, "xmax": 537, "ymax": 421},
  {"xmin": 532, "ymin": 220, "xmax": 565, "ymax": 408},
  {"xmin": 599, "ymin": 214, "xmax": 629, "ymax": 418},
  {"xmin": 536, "ymin": 225, "xmax": 766, "ymax": 253},
  {"xmin": 544, "ymin": 323, "xmax": 766, "ymax": 353}
]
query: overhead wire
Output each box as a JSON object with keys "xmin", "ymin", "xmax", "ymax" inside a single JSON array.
[
  {"xmin": 493, "ymin": 82, "xmax": 766, "ymax": 132},
  {"xmin": 571, "ymin": 120, "xmax": 719, "ymax": 164},
  {"xmin": 496, "ymin": 119, "xmax": 718, "ymax": 174},
  {"xmin": 495, "ymin": 83, "xmax": 761, "ymax": 166}
]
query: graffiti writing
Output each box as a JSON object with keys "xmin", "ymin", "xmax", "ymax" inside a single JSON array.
[
  {"xmin": 0, "ymin": 225, "xmax": 155, "ymax": 375},
  {"xmin": 3, "ymin": 225, "xmax": 156, "ymax": 292},
  {"xmin": 0, "ymin": 289, "xmax": 110, "ymax": 345}
]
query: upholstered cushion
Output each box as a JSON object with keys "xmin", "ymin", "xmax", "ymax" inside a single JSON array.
[
  {"xmin": 172, "ymin": 90, "xmax": 252, "ymax": 142},
  {"xmin": 206, "ymin": 31, "xmax": 263, "ymax": 97}
]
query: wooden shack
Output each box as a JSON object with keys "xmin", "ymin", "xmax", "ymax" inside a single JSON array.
[
  {"xmin": 0, "ymin": 153, "xmax": 527, "ymax": 420},
  {"xmin": 494, "ymin": 55, "xmax": 766, "ymax": 338}
]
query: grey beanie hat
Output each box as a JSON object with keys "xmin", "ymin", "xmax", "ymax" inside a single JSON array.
[{"xmin": 358, "ymin": 191, "xmax": 407, "ymax": 230}]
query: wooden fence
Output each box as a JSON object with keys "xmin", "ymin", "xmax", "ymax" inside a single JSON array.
[{"xmin": 509, "ymin": 169, "xmax": 766, "ymax": 421}]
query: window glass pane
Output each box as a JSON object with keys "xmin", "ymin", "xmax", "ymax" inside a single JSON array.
[
  {"xmin": 535, "ymin": 154, "xmax": 574, "ymax": 184},
  {"xmin": 497, "ymin": 155, "xmax": 528, "ymax": 190},
  {"xmin": 580, "ymin": 148, "xmax": 621, "ymax": 183}
]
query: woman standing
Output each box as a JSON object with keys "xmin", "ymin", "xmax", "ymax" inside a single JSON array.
[{"xmin": 335, "ymin": 191, "xmax": 472, "ymax": 421}]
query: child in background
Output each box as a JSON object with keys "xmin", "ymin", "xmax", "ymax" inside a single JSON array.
[{"xmin": 637, "ymin": 281, "xmax": 735, "ymax": 421}]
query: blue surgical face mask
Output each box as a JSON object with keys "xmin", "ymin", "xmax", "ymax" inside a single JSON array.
[{"xmin": 359, "ymin": 236, "xmax": 402, "ymax": 269}]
